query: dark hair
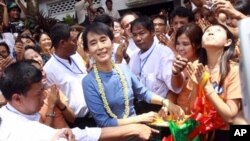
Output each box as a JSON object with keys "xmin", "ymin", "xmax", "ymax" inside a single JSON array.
[
  {"xmin": 96, "ymin": 7, "xmax": 105, "ymax": 14},
  {"xmin": 93, "ymin": 14, "xmax": 114, "ymax": 28},
  {"xmin": 24, "ymin": 45, "xmax": 41, "ymax": 54},
  {"xmin": 175, "ymin": 23, "xmax": 203, "ymax": 57},
  {"xmin": 152, "ymin": 14, "xmax": 167, "ymax": 25},
  {"xmin": 19, "ymin": 34, "xmax": 36, "ymax": 45},
  {"xmin": 130, "ymin": 16, "xmax": 154, "ymax": 33},
  {"xmin": 234, "ymin": 0, "xmax": 250, "ymax": 15},
  {"xmin": 0, "ymin": 61, "xmax": 43, "ymax": 100},
  {"xmin": 170, "ymin": 6, "xmax": 195, "ymax": 23},
  {"xmin": 0, "ymin": 42, "xmax": 10, "ymax": 55},
  {"xmin": 83, "ymin": 22, "xmax": 114, "ymax": 51},
  {"xmin": 199, "ymin": 24, "xmax": 235, "ymax": 88},
  {"xmin": 49, "ymin": 23, "xmax": 71, "ymax": 48},
  {"xmin": 183, "ymin": 0, "xmax": 190, "ymax": 3},
  {"xmin": 106, "ymin": 0, "xmax": 113, "ymax": 5},
  {"xmin": 34, "ymin": 32, "xmax": 50, "ymax": 43}
]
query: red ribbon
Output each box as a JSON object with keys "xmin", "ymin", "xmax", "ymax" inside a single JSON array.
[
  {"xmin": 162, "ymin": 135, "xmax": 174, "ymax": 141},
  {"xmin": 188, "ymin": 85, "xmax": 225, "ymax": 139}
]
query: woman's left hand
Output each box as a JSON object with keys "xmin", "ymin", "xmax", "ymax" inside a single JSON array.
[
  {"xmin": 159, "ymin": 100, "xmax": 185, "ymax": 120},
  {"xmin": 137, "ymin": 111, "xmax": 158, "ymax": 123}
]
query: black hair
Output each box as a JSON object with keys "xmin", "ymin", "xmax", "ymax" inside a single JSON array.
[
  {"xmin": 82, "ymin": 22, "xmax": 114, "ymax": 51},
  {"xmin": 175, "ymin": 23, "xmax": 203, "ymax": 58},
  {"xmin": 96, "ymin": 7, "xmax": 105, "ymax": 14},
  {"xmin": 0, "ymin": 42, "xmax": 10, "ymax": 55},
  {"xmin": 170, "ymin": 6, "xmax": 195, "ymax": 23},
  {"xmin": 93, "ymin": 14, "xmax": 114, "ymax": 28},
  {"xmin": 49, "ymin": 23, "xmax": 71, "ymax": 48},
  {"xmin": 152, "ymin": 14, "xmax": 167, "ymax": 25},
  {"xmin": 130, "ymin": 16, "xmax": 154, "ymax": 33},
  {"xmin": 24, "ymin": 45, "xmax": 41, "ymax": 54},
  {"xmin": 0, "ymin": 61, "xmax": 43, "ymax": 100},
  {"xmin": 106, "ymin": 0, "xmax": 113, "ymax": 5},
  {"xmin": 19, "ymin": 34, "xmax": 36, "ymax": 45}
]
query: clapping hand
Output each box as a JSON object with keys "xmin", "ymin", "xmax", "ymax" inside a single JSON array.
[
  {"xmin": 172, "ymin": 55, "xmax": 188, "ymax": 75},
  {"xmin": 115, "ymin": 37, "xmax": 129, "ymax": 63},
  {"xmin": 186, "ymin": 62, "xmax": 198, "ymax": 84},
  {"xmin": 47, "ymin": 85, "xmax": 60, "ymax": 107},
  {"xmin": 194, "ymin": 63, "xmax": 212, "ymax": 88}
]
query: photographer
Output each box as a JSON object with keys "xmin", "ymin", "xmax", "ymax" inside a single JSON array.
[{"xmin": 5, "ymin": 2, "xmax": 24, "ymax": 34}]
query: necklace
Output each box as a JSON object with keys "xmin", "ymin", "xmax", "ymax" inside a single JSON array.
[{"xmin": 93, "ymin": 62, "xmax": 129, "ymax": 119}]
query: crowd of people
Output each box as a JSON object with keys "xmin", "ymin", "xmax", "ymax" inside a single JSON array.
[{"xmin": 0, "ymin": 0, "xmax": 250, "ymax": 141}]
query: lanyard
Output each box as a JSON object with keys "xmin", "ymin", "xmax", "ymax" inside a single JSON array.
[
  {"xmin": 139, "ymin": 46, "xmax": 155, "ymax": 77},
  {"xmin": 53, "ymin": 54, "xmax": 84, "ymax": 74}
]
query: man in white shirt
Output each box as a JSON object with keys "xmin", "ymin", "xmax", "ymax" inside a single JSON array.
[
  {"xmin": 103, "ymin": 0, "xmax": 120, "ymax": 19},
  {"xmin": 0, "ymin": 61, "xmax": 159, "ymax": 141},
  {"xmin": 43, "ymin": 23, "xmax": 92, "ymax": 128},
  {"xmin": 129, "ymin": 16, "xmax": 184, "ymax": 114}
]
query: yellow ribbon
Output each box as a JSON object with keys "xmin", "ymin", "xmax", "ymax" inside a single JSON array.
[{"xmin": 200, "ymin": 71, "xmax": 209, "ymax": 88}]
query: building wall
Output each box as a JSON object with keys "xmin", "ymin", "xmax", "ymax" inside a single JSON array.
[{"xmin": 38, "ymin": 0, "xmax": 173, "ymax": 20}]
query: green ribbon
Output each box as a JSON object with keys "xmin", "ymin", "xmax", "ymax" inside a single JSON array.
[{"xmin": 168, "ymin": 119, "xmax": 200, "ymax": 141}]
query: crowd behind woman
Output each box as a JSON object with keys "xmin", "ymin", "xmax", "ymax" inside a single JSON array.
[{"xmin": 1, "ymin": 0, "xmax": 250, "ymax": 141}]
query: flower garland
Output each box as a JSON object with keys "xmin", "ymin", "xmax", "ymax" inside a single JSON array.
[{"xmin": 93, "ymin": 62, "xmax": 129, "ymax": 119}]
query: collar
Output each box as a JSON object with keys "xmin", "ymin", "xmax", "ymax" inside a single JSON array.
[
  {"xmin": 5, "ymin": 103, "xmax": 40, "ymax": 122},
  {"xmin": 53, "ymin": 53, "xmax": 71, "ymax": 64},
  {"xmin": 139, "ymin": 40, "xmax": 156, "ymax": 61}
]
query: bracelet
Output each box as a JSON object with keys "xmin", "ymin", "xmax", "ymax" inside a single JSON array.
[
  {"xmin": 172, "ymin": 71, "xmax": 180, "ymax": 76},
  {"xmin": 59, "ymin": 105, "xmax": 67, "ymax": 111},
  {"xmin": 46, "ymin": 112, "xmax": 55, "ymax": 117}
]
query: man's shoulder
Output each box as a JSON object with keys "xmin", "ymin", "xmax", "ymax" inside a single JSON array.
[
  {"xmin": 154, "ymin": 43, "xmax": 174, "ymax": 58},
  {"xmin": 43, "ymin": 57, "xmax": 58, "ymax": 71}
]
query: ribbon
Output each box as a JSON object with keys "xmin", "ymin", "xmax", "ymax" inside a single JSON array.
[
  {"xmin": 163, "ymin": 119, "xmax": 200, "ymax": 141},
  {"xmin": 189, "ymin": 71, "xmax": 225, "ymax": 139},
  {"xmin": 162, "ymin": 71, "xmax": 225, "ymax": 141}
]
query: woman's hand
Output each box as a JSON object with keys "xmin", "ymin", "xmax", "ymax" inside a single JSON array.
[
  {"xmin": 159, "ymin": 100, "xmax": 185, "ymax": 120},
  {"xmin": 186, "ymin": 62, "xmax": 198, "ymax": 84},
  {"xmin": 137, "ymin": 111, "xmax": 158, "ymax": 123},
  {"xmin": 14, "ymin": 42, "xmax": 25, "ymax": 61},
  {"xmin": 195, "ymin": 64, "xmax": 214, "ymax": 95},
  {"xmin": 172, "ymin": 55, "xmax": 188, "ymax": 75},
  {"xmin": 47, "ymin": 85, "xmax": 60, "ymax": 107}
]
